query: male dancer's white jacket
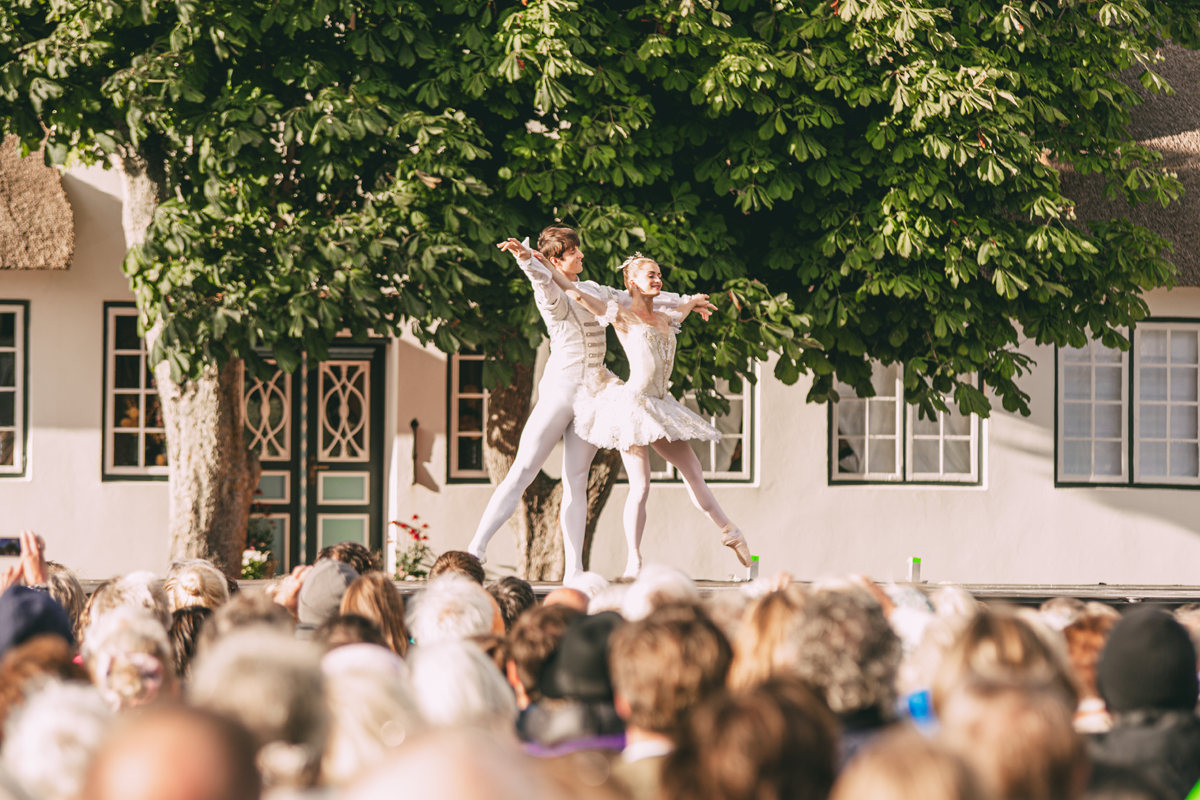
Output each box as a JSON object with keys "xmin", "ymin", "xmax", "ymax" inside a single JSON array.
[{"xmin": 467, "ymin": 249, "xmax": 688, "ymax": 577}]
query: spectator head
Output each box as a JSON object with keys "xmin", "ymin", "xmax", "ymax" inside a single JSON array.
[
  {"xmin": 1063, "ymin": 612, "xmax": 1119, "ymax": 701},
  {"xmin": 169, "ymin": 605, "xmax": 212, "ymax": 681},
  {"xmin": 0, "ymin": 586, "xmax": 74, "ymax": 661},
  {"xmin": 317, "ymin": 540, "xmax": 381, "ymax": 575},
  {"xmin": 1172, "ymin": 603, "xmax": 1200, "ymax": 665},
  {"xmin": 938, "ymin": 681, "xmax": 1087, "ymax": 800},
  {"xmin": 661, "ymin": 678, "xmax": 837, "ymax": 800},
  {"xmin": 2, "ymin": 681, "xmax": 113, "ymax": 800},
  {"xmin": 82, "ymin": 704, "xmax": 260, "ymax": 800},
  {"xmin": 188, "ymin": 627, "xmax": 327, "ymax": 789},
  {"xmin": 1040, "ymin": 597, "xmax": 1087, "ymax": 632},
  {"xmin": 543, "ymin": 587, "xmax": 589, "ymax": 612},
  {"xmin": 0, "ymin": 634, "xmax": 88, "ymax": 744},
  {"xmin": 489, "ymin": 576, "xmax": 537, "ymax": 633},
  {"xmin": 340, "ymin": 571, "xmax": 409, "ymax": 655},
  {"xmin": 80, "ymin": 571, "xmax": 170, "ymax": 632},
  {"xmin": 791, "ymin": 584, "xmax": 902, "ymax": 716},
  {"xmin": 1085, "ymin": 762, "xmax": 1174, "ymax": 800},
  {"xmin": 407, "ymin": 640, "xmax": 518, "ymax": 732},
  {"xmin": 830, "ymin": 725, "xmax": 986, "ymax": 800},
  {"xmin": 564, "ymin": 571, "xmax": 609, "ymax": 601},
  {"xmin": 163, "ymin": 559, "xmax": 230, "ymax": 613},
  {"xmin": 621, "ymin": 565, "xmax": 699, "ymax": 622},
  {"xmin": 82, "ymin": 607, "xmax": 176, "ymax": 711},
  {"xmin": 589, "ymin": 582, "xmax": 630, "ymax": 615},
  {"xmin": 503, "ymin": 603, "xmax": 582, "ymax": 708},
  {"xmin": 429, "ymin": 550, "xmax": 487, "ymax": 585},
  {"xmin": 728, "ymin": 584, "xmax": 808, "ymax": 690},
  {"xmin": 45, "ymin": 562, "xmax": 85, "ymax": 640},
  {"xmin": 1098, "ymin": 607, "xmax": 1199, "ymax": 714},
  {"xmin": 609, "ymin": 604, "xmax": 732, "ymax": 740},
  {"xmin": 342, "ymin": 727, "xmax": 555, "ymax": 800},
  {"xmin": 194, "ymin": 591, "xmax": 293, "ymax": 656},
  {"xmin": 320, "ymin": 644, "xmax": 423, "ymax": 786},
  {"xmin": 537, "ymin": 611, "xmax": 623, "ymax": 705},
  {"xmin": 297, "ymin": 559, "xmax": 359, "ymax": 630},
  {"xmin": 933, "ymin": 606, "xmax": 1079, "ymax": 714},
  {"xmin": 316, "ymin": 613, "xmax": 386, "ymax": 651},
  {"xmin": 406, "ymin": 574, "xmax": 497, "ymax": 645}
]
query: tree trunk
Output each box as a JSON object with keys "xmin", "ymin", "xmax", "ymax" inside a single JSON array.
[
  {"xmin": 115, "ymin": 144, "xmax": 260, "ymax": 578},
  {"xmin": 483, "ymin": 360, "xmax": 621, "ymax": 580},
  {"xmin": 156, "ymin": 359, "xmax": 261, "ymax": 574}
]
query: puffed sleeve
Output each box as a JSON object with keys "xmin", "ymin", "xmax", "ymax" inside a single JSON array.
[
  {"xmin": 598, "ymin": 300, "xmax": 621, "ymax": 329},
  {"xmin": 662, "ymin": 308, "xmax": 684, "ymax": 335}
]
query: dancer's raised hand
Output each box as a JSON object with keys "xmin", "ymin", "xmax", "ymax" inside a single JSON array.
[
  {"xmin": 497, "ymin": 238, "xmax": 532, "ymax": 261},
  {"xmin": 688, "ymin": 293, "xmax": 717, "ymax": 322}
]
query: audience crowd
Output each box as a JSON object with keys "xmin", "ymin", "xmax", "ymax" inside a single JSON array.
[{"xmin": 0, "ymin": 530, "xmax": 1198, "ymax": 800}]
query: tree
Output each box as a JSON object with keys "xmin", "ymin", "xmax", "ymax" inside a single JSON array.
[{"xmin": 5, "ymin": 0, "xmax": 1192, "ymax": 576}]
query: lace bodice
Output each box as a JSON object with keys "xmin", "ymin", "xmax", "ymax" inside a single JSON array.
[{"xmin": 602, "ymin": 302, "xmax": 681, "ymax": 400}]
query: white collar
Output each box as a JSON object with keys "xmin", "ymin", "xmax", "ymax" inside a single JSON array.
[{"xmin": 622, "ymin": 738, "xmax": 674, "ymax": 763}]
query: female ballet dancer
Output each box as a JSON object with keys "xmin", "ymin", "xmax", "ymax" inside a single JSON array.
[
  {"xmin": 467, "ymin": 231, "xmax": 711, "ymax": 579},
  {"xmin": 544, "ymin": 254, "xmax": 753, "ymax": 577}
]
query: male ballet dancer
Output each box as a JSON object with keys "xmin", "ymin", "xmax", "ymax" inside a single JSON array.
[{"xmin": 467, "ymin": 228, "xmax": 712, "ymax": 579}]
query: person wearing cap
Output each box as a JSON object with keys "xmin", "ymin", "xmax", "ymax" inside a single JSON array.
[
  {"xmin": 1090, "ymin": 607, "xmax": 1200, "ymax": 799},
  {"xmin": 518, "ymin": 611, "xmax": 626, "ymax": 757},
  {"xmin": 295, "ymin": 559, "xmax": 360, "ymax": 638},
  {"xmin": 0, "ymin": 585, "xmax": 75, "ymax": 661}
]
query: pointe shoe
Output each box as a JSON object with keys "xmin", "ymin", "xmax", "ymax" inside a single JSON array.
[
  {"xmin": 623, "ymin": 553, "xmax": 643, "ymax": 579},
  {"xmin": 720, "ymin": 525, "xmax": 752, "ymax": 568},
  {"xmin": 468, "ymin": 548, "xmax": 487, "ymax": 566}
]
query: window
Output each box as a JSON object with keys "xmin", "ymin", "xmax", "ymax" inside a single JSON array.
[
  {"xmin": 647, "ymin": 377, "xmax": 755, "ymax": 481},
  {"xmin": 1134, "ymin": 325, "xmax": 1199, "ymax": 483},
  {"xmin": 103, "ymin": 305, "xmax": 168, "ymax": 479},
  {"xmin": 1056, "ymin": 322, "xmax": 1200, "ymax": 486},
  {"xmin": 449, "ymin": 353, "xmax": 488, "ymax": 479},
  {"xmin": 1058, "ymin": 339, "xmax": 1128, "ymax": 482},
  {"xmin": 831, "ymin": 362, "xmax": 981, "ymax": 483},
  {"xmin": 0, "ymin": 302, "xmax": 27, "ymax": 477}
]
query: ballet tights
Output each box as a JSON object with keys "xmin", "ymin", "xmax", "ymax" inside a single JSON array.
[
  {"xmin": 620, "ymin": 438, "xmax": 736, "ymax": 572},
  {"xmin": 467, "ymin": 383, "xmax": 597, "ymax": 577}
]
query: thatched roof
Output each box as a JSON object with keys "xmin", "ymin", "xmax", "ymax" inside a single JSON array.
[
  {"xmin": 0, "ymin": 135, "xmax": 74, "ymax": 270},
  {"xmin": 1060, "ymin": 46, "xmax": 1200, "ymax": 286}
]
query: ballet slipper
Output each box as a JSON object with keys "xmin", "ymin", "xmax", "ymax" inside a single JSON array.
[
  {"xmin": 468, "ymin": 547, "xmax": 487, "ymax": 566},
  {"xmin": 720, "ymin": 525, "xmax": 752, "ymax": 568},
  {"xmin": 623, "ymin": 552, "xmax": 643, "ymax": 579}
]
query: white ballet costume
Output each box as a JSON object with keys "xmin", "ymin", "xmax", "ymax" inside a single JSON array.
[
  {"xmin": 573, "ymin": 302, "xmax": 720, "ymax": 450},
  {"xmin": 466, "ymin": 248, "xmax": 690, "ymax": 579},
  {"xmin": 572, "ymin": 300, "xmax": 749, "ymax": 577}
]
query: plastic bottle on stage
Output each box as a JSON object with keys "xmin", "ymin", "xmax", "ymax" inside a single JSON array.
[{"xmin": 746, "ymin": 555, "xmax": 759, "ymax": 581}]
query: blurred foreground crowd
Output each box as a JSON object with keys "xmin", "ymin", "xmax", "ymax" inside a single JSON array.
[{"xmin": 1, "ymin": 533, "xmax": 1199, "ymax": 800}]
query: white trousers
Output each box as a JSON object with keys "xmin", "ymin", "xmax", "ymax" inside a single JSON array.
[{"xmin": 468, "ymin": 379, "xmax": 597, "ymax": 576}]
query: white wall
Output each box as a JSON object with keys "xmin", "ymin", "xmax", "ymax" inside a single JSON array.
[{"xmin": 0, "ymin": 164, "xmax": 169, "ymax": 578}]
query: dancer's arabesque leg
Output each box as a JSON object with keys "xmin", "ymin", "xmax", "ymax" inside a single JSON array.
[
  {"xmin": 620, "ymin": 445, "xmax": 652, "ymax": 578},
  {"xmin": 651, "ymin": 438, "xmax": 752, "ymax": 566},
  {"xmin": 467, "ymin": 389, "xmax": 577, "ymax": 563},
  {"xmin": 560, "ymin": 424, "xmax": 599, "ymax": 579}
]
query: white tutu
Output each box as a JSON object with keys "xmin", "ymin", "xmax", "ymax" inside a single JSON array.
[{"xmin": 573, "ymin": 373, "xmax": 721, "ymax": 450}]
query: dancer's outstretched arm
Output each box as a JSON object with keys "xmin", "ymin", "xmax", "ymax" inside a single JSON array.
[
  {"xmin": 662, "ymin": 293, "xmax": 711, "ymax": 327},
  {"xmin": 541, "ymin": 258, "xmax": 614, "ymax": 319},
  {"xmin": 497, "ymin": 238, "xmax": 562, "ymax": 308}
]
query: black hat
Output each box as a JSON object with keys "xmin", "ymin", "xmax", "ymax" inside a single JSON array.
[
  {"xmin": 538, "ymin": 611, "xmax": 623, "ymax": 702},
  {"xmin": 0, "ymin": 586, "xmax": 74, "ymax": 660},
  {"xmin": 1098, "ymin": 607, "xmax": 1198, "ymax": 713}
]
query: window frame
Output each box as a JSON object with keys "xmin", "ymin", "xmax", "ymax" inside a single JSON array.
[
  {"xmin": 1056, "ymin": 319, "xmax": 1200, "ymax": 490},
  {"xmin": 1132, "ymin": 322, "xmax": 1200, "ymax": 486},
  {"xmin": 828, "ymin": 364, "xmax": 984, "ymax": 486},
  {"xmin": 1054, "ymin": 337, "xmax": 1130, "ymax": 486},
  {"xmin": 447, "ymin": 352, "xmax": 490, "ymax": 483},
  {"xmin": 102, "ymin": 303, "xmax": 169, "ymax": 481},
  {"xmin": 0, "ymin": 301, "xmax": 29, "ymax": 478}
]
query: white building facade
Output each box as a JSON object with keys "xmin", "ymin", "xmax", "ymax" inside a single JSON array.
[{"xmin": 3, "ymin": 158, "xmax": 1200, "ymax": 585}]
